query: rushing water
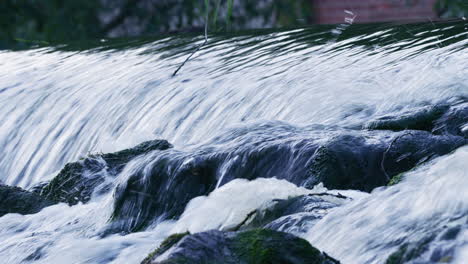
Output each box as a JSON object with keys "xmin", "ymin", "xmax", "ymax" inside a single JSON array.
[{"xmin": 0, "ymin": 20, "xmax": 467, "ymax": 263}]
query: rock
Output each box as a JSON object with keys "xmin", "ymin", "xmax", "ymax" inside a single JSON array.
[
  {"xmin": 365, "ymin": 101, "xmax": 468, "ymax": 138},
  {"xmin": 141, "ymin": 232, "xmax": 190, "ymax": 264},
  {"xmin": 433, "ymin": 102, "xmax": 468, "ymax": 138},
  {"xmin": 111, "ymin": 127, "xmax": 465, "ymax": 232},
  {"xmin": 233, "ymin": 193, "xmax": 348, "ymax": 234},
  {"xmin": 39, "ymin": 139, "xmax": 172, "ymax": 205},
  {"xmin": 110, "ymin": 153, "xmax": 219, "ymax": 232},
  {"xmin": 304, "ymin": 131, "xmax": 465, "ymax": 191},
  {"xmin": 143, "ymin": 229, "xmax": 340, "ymax": 264},
  {"xmin": 0, "ymin": 184, "xmax": 55, "ymax": 217},
  {"xmin": 365, "ymin": 105, "xmax": 449, "ymax": 132}
]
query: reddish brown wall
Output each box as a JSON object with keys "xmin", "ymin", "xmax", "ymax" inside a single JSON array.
[{"xmin": 313, "ymin": 0, "xmax": 438, "ymax": 24}]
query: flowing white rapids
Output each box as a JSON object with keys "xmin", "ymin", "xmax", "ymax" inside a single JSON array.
[
  {"xmin": 0, "ymin": 177, "xmax": 325, "ymax": 263},
  {"xmin": 0, "ymin": 22, "xmax": 467, "ymax": 263}
]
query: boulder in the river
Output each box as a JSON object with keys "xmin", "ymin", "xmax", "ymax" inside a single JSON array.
[
  {"xmin": 110, "ymin": 153, "xmax": 219, "ymax": 232},
  {"xmin": 0, "ymin": 184, "xmax": 55, "ymax": 217},
  {"xmin": 39, "ymin": 139, "xmax": 172, "ymax": 205},
  {"xmin": 365, "ymin": 105, "xmax": 449, "ymax": 132},
  {"xmin": 233, "ymin": 193, "xmax": 348, "ymax": 234},
  {"xmin": 365, "ymin": 101, "xmax": 468, "ymax": 138},
  {"xmin": 304, "ymin": 130, "xmax": 466, "ymax": 191},
  {"xmin": 142, "ymin": 229, "xmax": 340, "ymax": 264},
  {"xmin": 433, "ymin": 102, "xmax": 468, "ymax": 138}
]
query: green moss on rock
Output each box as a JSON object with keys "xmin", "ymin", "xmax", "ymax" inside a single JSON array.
[
  {"xmin": 141, "ymin": 232, "xmax": 190, "ymax": 264},
  {"xmin": 143, "ymin": 229, "xmax": 340, "ymax": 264},
  {"xmin": 39, "ymin": 139, "xmax": 172, "ymax": 205},
  {"xmin": 231, "ymin": 229, "xmax": 326, "ymax": 264},
  {"xmin": 388, "ymin": 173, "xmax": 405, "ymax": 186}
]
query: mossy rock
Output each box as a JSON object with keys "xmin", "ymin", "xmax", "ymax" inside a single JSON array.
[
  {"xmin": 39, "ymin": 139, "xmax": 172, "ymax": 205},
  {"xmin": 231, "ymin": 229, "xmax": 332, "ymax": 264},
  {"xmin": 141, "ymin": 232, "xmax": 190, "ymax": 264},
  {"xmin": 231, "ymin": 193, "xmax": 346, "ymax": 233},
  {"xmin": 388, "ymin": 173, "xmax": 405, "ymax": 186},
  {"xmin": 143, "ymin": 229, "xmax": 339, "ymax": 264}
]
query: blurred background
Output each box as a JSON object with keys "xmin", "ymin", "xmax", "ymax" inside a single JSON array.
[{"xmin": 1, "ymin": 0, "xmax": 467, "ymax": 48}]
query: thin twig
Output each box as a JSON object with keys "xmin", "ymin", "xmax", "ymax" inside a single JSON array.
[
  {"xmin": 381, "ymin": 131, "xmax": 414, "ymax": 181},
  {"xmin": 172, "ymin": 2, "xmax": 209, "ymax": 77}
]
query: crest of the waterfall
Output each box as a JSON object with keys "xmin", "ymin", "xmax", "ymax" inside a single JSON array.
[{"xmin": 1, "ymin": 21, "xmax": 467, "ymax": 188}]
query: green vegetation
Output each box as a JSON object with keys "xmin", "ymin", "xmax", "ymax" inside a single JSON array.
[
  {"xmin": 141, "ymin": 229, "xmax": 338, "ymax": 264},
  {"xmin": 141, "ymin": 232, "xmax": 190, "ymax": 264},
  {"xmin": 0, "ymin": 0, "xmax": 311, "ymax": 49},
  {"xmin": 0, "ymin": 0, "xmax": 465, "ymax": 49},
  {"xmin": 231, "ymin": 229, "xmax": 325, "ymax": 264},
  {"xmin": 435, "ymin": 0, "xmax": 468, "ymax": 17},
  {"xmin": 388, "ymin": 173, "xmax": 405, "ymax": 186}
]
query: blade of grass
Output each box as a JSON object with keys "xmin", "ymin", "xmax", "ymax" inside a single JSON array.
[
  {"xmin": 213, "ymin": 0, "xmax": 222, "ymax": 31},
  {"xmin": 226, "ymin": 0, "xmax": 233, "ymax": 31}
]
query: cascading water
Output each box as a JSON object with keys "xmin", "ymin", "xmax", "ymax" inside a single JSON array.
[{"xmin": 0, "ymin": 20, "xmax": 467, "ymax": 263}]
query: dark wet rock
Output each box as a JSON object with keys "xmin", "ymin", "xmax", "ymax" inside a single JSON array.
[
  {"xmin": 365, "ymin": 102, "xmax": 468, "ymax": 138},
  {"xmin": 433, "ymin": 102, "xmax": 468, "ymax": 138},
  {"xmin": 143, "ymin": 229, "xmax": 340, "ymax": 264},
  {"xmin": 109, "ymin": 153, "xmax": 219, "ymax": 232},
  {"xmin": 440, "ymin": 226, "xmax": 461, "ymax": 241},
  {"xmin": 110, "ymin": 127, "xmax": 465, "ymax": 232},
  {"xmin": 365, "ymin": 105, "xmax": 449, "ymax": 132},
  {"xmin": 304, "ymin": 130, "xmax": 465, "ymax": 191},
  {"xmin": 233, "ymin": 193, "xmax": 347, "ymax": 234},
  {"xmin": 39, "ymin": 139, "xmax": 172, "ymax": 205},
  {"xmin": 101, "ymin": 140, "xmax": 173, "ymax": 168},
  {"xmin": 0, "ymin": 184, "xmax": 55, "ymax": 217},
  {"xmin": 378, "ymin": 131, "xmax": 465, "ymax": 179}
]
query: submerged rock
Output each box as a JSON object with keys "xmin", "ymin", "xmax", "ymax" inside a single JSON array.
[
  {"xmin": 0, "ymin": 184, "xmax": 55, "ymax": 217},
  {"xmin": 39, "ymin": 139, "xmax": 172, "ymax": 205},
  {"xmin": 143, "ymin": 229, "xmax": 339, "ymax": 264},
  {"xmin": 365, "ymin": 105, "xmax": 448, "ymax": 132},
  {"xmin": 365, "ymin": 101, "xmax": 468, "ymax": 138},
  {"xmin": 233, "ymin": 193, "xmax": 348, "ymax": 234},
  {"xmin": 109, "ymin": 152, "xmax": 219, "ymax": 232},
  {"xmin": 304, "ymin": 130, "xmax": 465, "ymax": 191},
  {"xmin": 433, "ymin": 102, "xmax": 468, "ymax": 138}
]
